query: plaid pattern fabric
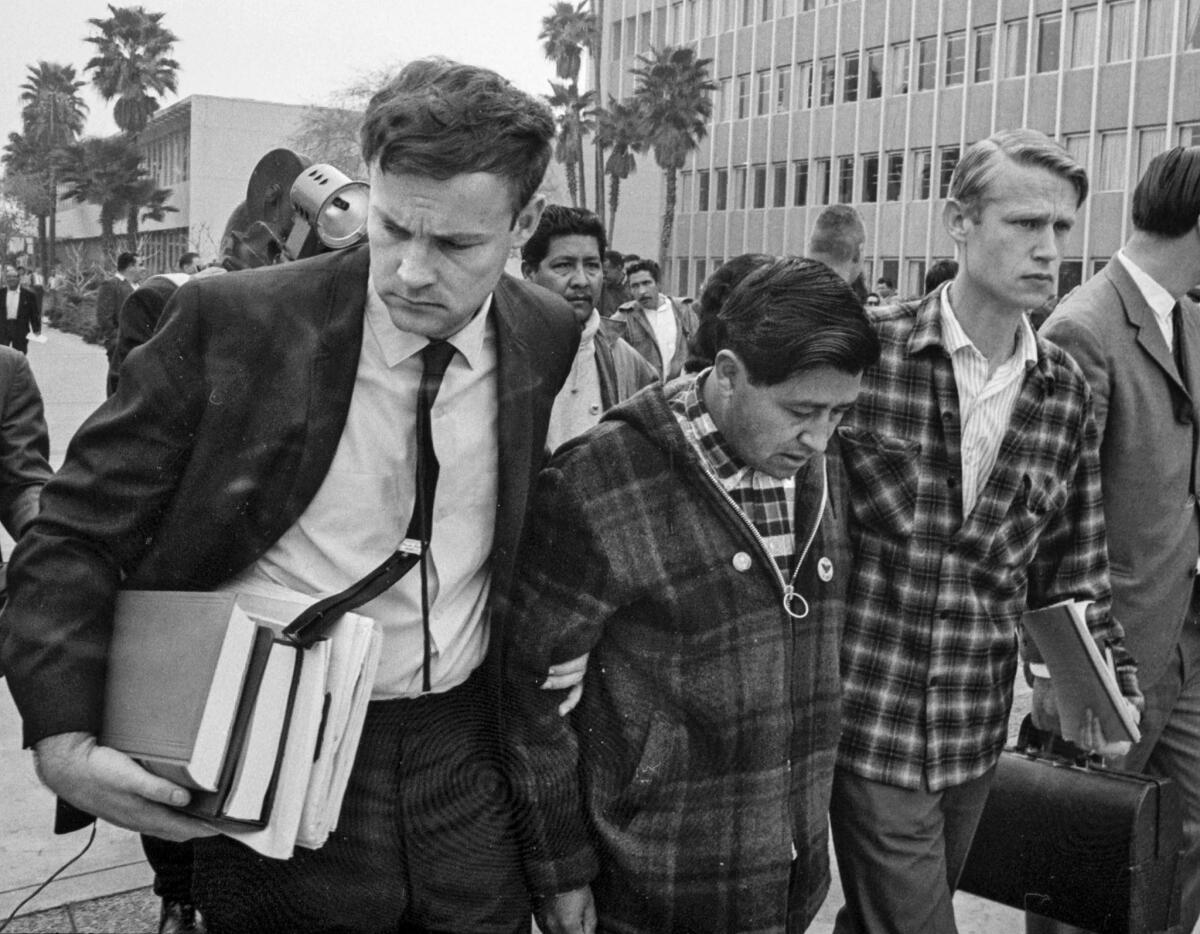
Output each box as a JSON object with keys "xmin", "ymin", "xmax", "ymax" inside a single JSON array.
[
  {"xmin": 838, "ymin": 292, "xmax": 1128, "ymax": 792},
  {"xmin": 669, "ymin": 373, "xmax": 797, "ymax": 576},
  {"xmin": 501, "ymin": 381, "xmax": 851, "ymax": 933}
]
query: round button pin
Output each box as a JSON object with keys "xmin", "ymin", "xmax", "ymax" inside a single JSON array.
[
  {"xmin": 732, "ymin": 552, "xmax": 752, "ymax": 572},
  {"xmin": 818, "ymin": 556, "xmax": 834, "ymax": 582}
]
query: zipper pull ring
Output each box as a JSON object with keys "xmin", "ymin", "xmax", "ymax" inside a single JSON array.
[{"xmin": 783, "ymin": 586, "xmax": 810, "ymax": 620}]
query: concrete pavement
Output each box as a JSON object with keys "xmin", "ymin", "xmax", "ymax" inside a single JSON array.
[{"xmin": 0, "ymin": 326, "xmax": 1026, "ymax": 931}]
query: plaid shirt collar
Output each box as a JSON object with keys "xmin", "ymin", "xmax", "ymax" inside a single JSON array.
[
  {"xmin": 671, "ymin": 370, "xmax": 758, "ymax": 490},
  {"xmin": 907, "ymin": 286, "xmax": 1054, "ymax": 388}
]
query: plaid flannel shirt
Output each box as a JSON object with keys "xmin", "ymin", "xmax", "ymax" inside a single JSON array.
[
  {"xmin": 838, "ymin": 290, "xmax": 1130, "ymax": 791},
  {"xmin": 670, "ymin": 373, "xmax": 798, "ymax": 575}
]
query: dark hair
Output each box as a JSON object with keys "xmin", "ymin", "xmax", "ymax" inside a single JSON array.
[
  {"xmin": 360, "ymin": 58, "xmax": 554, "ymax": 215},
  {"xmin": 625, "ymin": 258, "xmax": 660, "ymax": 283},
  {"xmin": 808, "ymin": 205, "xmax": 866, "ymax": 264},
  {"xmin": 116, "ymin": 252, "xmax": 138, "ymax": 272},
  {"xmin": 604, "ymin": 250, "xmax": 624, "ymax": 266},
  {"xmin": 875, "ymin": 277, "xmax": 894, "ymax": 289},
  {"xmin": 685, "ymin": 253, "xmax": 773, "ymax": 373},
  {"xmin": 951, "ymin": 128, "xmax": 1088, "ymax": 217},
  {"xmin": 924, "ymin": 259, "xmax": 958, "ymax": 294},
  {"xmin": 521, "ymin": 205, "xmax": 607, "ymax": 268},
  {"xmin": 178, "ymin": 251, "xmax": 199, "ymax": 270},
  {"xmin": 1131, "ymin": 146, "xmax": 1200, "ymax": 238},
  {"xmin": 712, "ymin": 257, "xmax": 881, "ymax": 385}
]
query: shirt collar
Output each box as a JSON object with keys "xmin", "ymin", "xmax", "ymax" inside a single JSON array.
[
  {"xmin": 578, "ymin": 308, "xmax": 601, "ymax": 354},
  {"xmin": 673, "ymin": 370, "xmax": 756, "ymax": 487},
  {"xmin": 365, "ymin": 286, "xmax": 493, "ymax": 369},
  {"xmin": 1116, "ymin": 249, "xmax": 1177, "ymax": 324},
  {"xmin": 938, "ymin": 284, "xmax": 1038, "ymax": 372}
]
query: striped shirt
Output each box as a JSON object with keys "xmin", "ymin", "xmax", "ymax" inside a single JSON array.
[
  {"xmin": 838, "ymin": 289, "xmax": 1131, "ymax": 791},
  {"xmin": 670, "ymin": 371, "xmax": 797, "ymax": 575},
  {"xmin": 939, "ymin": 286, "xmax": 1039, "ymax": 514}
]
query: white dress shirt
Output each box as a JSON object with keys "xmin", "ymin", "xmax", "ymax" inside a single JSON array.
[
  {"xmin": 1116, "ymin": 248, "xmax": 1177, "ymax": 351},
  {"xmin": 940, "ymin": 287, "xmax": 1039, "ymax": 515},
  {"xmin": 645, "ymin": 295, "xmax": 679, "ymax": 371},
  {"xmin": 229, "ymin": 287, "xmax": 500, "ymax": 698}
]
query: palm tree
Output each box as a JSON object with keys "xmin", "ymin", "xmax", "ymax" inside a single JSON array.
[
  {"xmin": 56, "ymin": 136, "xmax": 173, "ymax": 255},
  {"xmin": 540, "ymin": 1, "xmax": 600, "ymax": 215},
  {"xmin": 594, "ymin": 97, "xmax": 645, "ymax": 242},
  {"xmin": 631, "ymin": 47, "xmax": 716, "ymax": 275},
  {"xmin": 2, "ymin": 133, "xmax": 56, "ymax": 274},
  {"xmin": 547, "ymin": 82, "xmax": 595, "ymax": 209},
  {"xmin": 85, "ymin": 5, "xmax": 179, "ymax": 138},
  {"xmin": 19, "ymin": 62, "xmax": 88, "ymax": 281}
]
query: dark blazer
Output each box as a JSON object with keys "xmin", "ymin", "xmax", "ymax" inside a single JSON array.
[
  {"xmin": 1, "ymin": 244, "xmax": 579, "ymax": 745},
  {"xmin": 0, "ymin": 347, "xmax": 51, "ymax": 550},
  {"xmin": 95, "ymin": 275, "xmax": 134, "ymax": 353},
  {"xmin": 2, "ymin": 286, "xmax": 40, "ymax": 353},
  {"xmin": 1043, "ymin": 257, "xmax": 1200, "ymax": 690},
  {"xmin": 110, "ymin": 274, "xmax": 186, "ymax": 389}
]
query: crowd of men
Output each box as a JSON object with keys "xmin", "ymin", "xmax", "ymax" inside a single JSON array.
[{"xmin": 0, "ymin": 56, "xmax": 1197, "ymax": 934}]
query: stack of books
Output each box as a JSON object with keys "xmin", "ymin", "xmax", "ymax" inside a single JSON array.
[{"xmin": 101, "ymin": 588, "xmax": 382, "ymax": 859}]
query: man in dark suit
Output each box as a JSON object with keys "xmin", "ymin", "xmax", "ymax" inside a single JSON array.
[
  {"xmin": 2, "ymin": 267, "xmax": 41, "ymax": 355},
  {"xmin": 96, "ymin": 251, "xmax": 143, "ymax": 394},
  {"xmin": 0, "ymin": 344, "xmax": 50, "ymax": 561},
  {"xmin": 1042, "ymin": 145, "xmax": 1200, "ymax": 933},
  {"xmin": 1, "ymin": 58, "xmax": 578, "ymax": 934}
]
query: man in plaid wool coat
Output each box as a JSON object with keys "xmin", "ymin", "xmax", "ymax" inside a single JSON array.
[
  {"xmin": 502, "ymin": 258, "xmax": 880, "ymax": 933},
  {"xmin": 830, "ymin": 128, "xmax": 1144, "ymax": 934}
]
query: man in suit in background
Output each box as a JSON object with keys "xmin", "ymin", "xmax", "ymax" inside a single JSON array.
[
  {"xmin": 3, "ymin": 267, "xmax": 41, "ymax": 355},
  {"xmin": 1, "ymin": 58, "xmax": 578, "ymax": 933},
  {"xmin": 806, "ymin": 204, "xmax": 867, "ymax": 287},
  {"xmin": 177, "ymin": 252, "xmax": 200, "ymax": 275},
  {"xmin": 96, "ymin": 251, "xmax": 143, "ymax": 394},
  {"xmin": 1042, "ymin": 145, "xmax": 1200, "ymax": 933},
  {"xmin": 614, "ymin": 258, "xmax": 697, "ymax": 382}
]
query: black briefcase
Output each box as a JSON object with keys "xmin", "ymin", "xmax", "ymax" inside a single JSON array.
[{"xmin": 959, "ymin": 720, "xmax": 1182, "ymax": 933}]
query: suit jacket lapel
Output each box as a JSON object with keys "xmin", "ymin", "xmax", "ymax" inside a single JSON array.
[
  {"xmin": 1109, "ymin": 258, "xmax": 1185, "ymax": 394},
  {"xmin": 491, "ymin": 277, "xmax": 535, "ymax": 592}
]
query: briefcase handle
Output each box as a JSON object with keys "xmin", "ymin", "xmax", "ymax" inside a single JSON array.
[{"xmin": 1014, "ymin": 714, "xmax": 1103, "ymax": 768}]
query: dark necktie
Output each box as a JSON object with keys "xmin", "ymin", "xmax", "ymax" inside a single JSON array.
[
  {"xmin": 1173, "ymin": 302, "xmax": 1189, "ymax": 388},
  {"xmin": 283, "ymin": 341, "xmax": 458, "ymax": 695}
]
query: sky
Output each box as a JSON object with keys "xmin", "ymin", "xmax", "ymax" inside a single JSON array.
[{"xmin": 1, "ymin": 0, "xmax": 561, "ymax": 143}]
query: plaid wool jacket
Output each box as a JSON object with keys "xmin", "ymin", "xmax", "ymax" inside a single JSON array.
[
  {"xmin": 838, "ymin": 288, "xmax": 1129, "ymax": 792},
  {"xmin": 501, "ymin": 378, "xmax": 850, "ymax": 934}
]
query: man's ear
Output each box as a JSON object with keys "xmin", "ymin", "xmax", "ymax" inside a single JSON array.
[
  {"xmin": 511, "ymin": 194, "xmax": 547, "ymax": 247},
  {"xmin": 710, "ymin": 348, "xmax": 744, "ymax": 395},
  {"xmin": 520, "ymin": 261, "xmax": 535, "ymax": 281},
  {"xmin": 943, "ymin": 198, "xmax": 972, "ymax": 246}
]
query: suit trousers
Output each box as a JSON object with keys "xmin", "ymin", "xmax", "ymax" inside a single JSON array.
[
  {"xmin": 1119, "ymin": 612, "xmax": 1200, "ymax": 934},
  {"xmin": 829, "ymin": 764, "xmax": 996, "ymax": 934},
  {"xmin": 192, "ymin": 667, "xmax": 530, "ymax": 934}
]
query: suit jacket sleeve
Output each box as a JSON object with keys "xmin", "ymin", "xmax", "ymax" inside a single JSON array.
[
  {"xmin": 0, "ymin": 351, "xmax": 51, "ymax": 541},
  {"xmin": 95, "ymin": 282, "xmax": 120, "ymax": 347},
  {"xmin": 1, "ymin": 285, "xmax": 210, "ymax": 745},
  {"xmin": 1042, "ymin": 313, "xmax": 1111, "ymax": 443},
  {"xmin": 113, "ymin": 288, "xmax": 165, "ymax": 373}
]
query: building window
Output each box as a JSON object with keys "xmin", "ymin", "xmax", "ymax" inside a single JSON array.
[
  {"xmin": 776, "ymin": 66, "xmax": 791, "ymax": 111},
  {"xmin": 681, "ymin": 172, "xmax": 692, "ymax": 213},
  {"xmin": 917, "ymin": 37, "xmax": 937, "ymax": 90},
  {"xmin": 819, "ymin": 57, "xmax": 836, "ymax": 105},
  {"xmin": 1070, "ymin": 7, "xmax": 1098, "ymax": 68},
  {"xmin": 697, "ymin": 170, "xmax": 711, "ymax": 211},
  {"xmin": 1057, "ymin": 260, "xmax": 1083, "ymax": 299},
  {"xmin": 865, "ymin": 48, "xmax": 883, "ymax": 98},
  {"xmin": 655, "ymin": 8, "xmax": 667, "ymax": 47},
  {"xmin": 714, "ymin": 78, "xmax": 730, "ymax": 122},
  {"xmin": 695, "ymin": 258, "xmax": 708, "ymax": 291},
  {"xmin": 861, "ymin": 154, "xmax": 879, "ymax": 202},
  {"xmin": 640, "ymin": 11, "xmax": 651, "ymax": 46},
  {"xmin": 716, "ymin": 168, "xmax": 729, "ymax": 209},
  {"xmin": 760, "ymin": 0, "xmax": 774, "ymax": 21},
  {"xmin": 740, "ymin": 0, "xmax": 753, "ymax": 27},
  {"xmin": 1179, "ymin": 122, "xmax": 1200, "ymax": 146},
  {"xmin": 1137, "ymin": 126, "xmax": 1167, "ymax": 179},
  {"xmin": 797, "ymin": 61, "xmax": 813, "ymax": 109},
  {"xmin": 843, "ymin": 52, "xmax": 860, "ymax": 102},
  {"xmin": 611, "ymin": 20, "xmax": 623, "ymax": 59},
  {"xmin": 838, "ymin": 156, "xmax": 855, "ymax": 203},
  {"xmin": 733, "ymin": 165, "xmax": 748, "ymax": 208},
  {"xmin": 1005, "ymin": 20, "xmax": 1028, "ymax": 77},
  {"xmin": 737, "ymin": 73, "xmax": 751, "ymax": 119},
  {"xmin": 752, "ymin": 164, "xmax": 768, "ymax": 209},
  {"xmin": 1144, "ymin": 0, "xmax": 1173, "ymax": 56},
  {"xmin": 945, "ymin": 32, "xmax": 966, "ymax": 86},
  {"xmin": 891, "ymin": 41, "xmax": 911, "ymax": 94},
  {"xmin": 1106, "ymin": 0, "xmax": 1135, "ymax": 62},
  {"xmin": 1037, "ymin": 13, "xmax": 1062, "ymax": 72},
  {"xmin": 938, "ymin": 146, "xmax": 960, "ymax": 198},
  {"xmin": 1098, "ymin": 131, "xmax": 1127, "ymax": 191},
  {"xmin": 913, "ymin": 148, "xmax": 932, "ymax": 200},
  {"xmin": 1063, "ymin": 133, "xmax": 1090, "ymax": 173},
  {"xmin": 626, "ymin": 15, "xmax": 638, "ymax": 55},
  {"xmin": 886, "ymin": 152, "xmax": 904, "ymax": 200},
  {"xmin": 773, "ymin": 162, "xmax": 788, "ymax": 207},
  {"xmin": 793, "ymin": 160, "xmax": 809, "ymax": 206},
  {"xmin": 814, "ymin": 157, "xmax": 832, "ymax": 205},
  {"xmin": 973, "ymin": 26, "xmax": 994, "ymax": 82},
  {"xmin": 677, "ymin": 257, "xmax": 689, "ymax": 297},
  {"xmin": 672, "ymin": 1, "xmax": 684, "ymax": 43},
  {"xmin": 757, "ymin": 69, "xmax": 772, "ymax": 115},
  {"xmin": 907, "ymin": 260, "xmax": 927, "ymax": 298}
]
